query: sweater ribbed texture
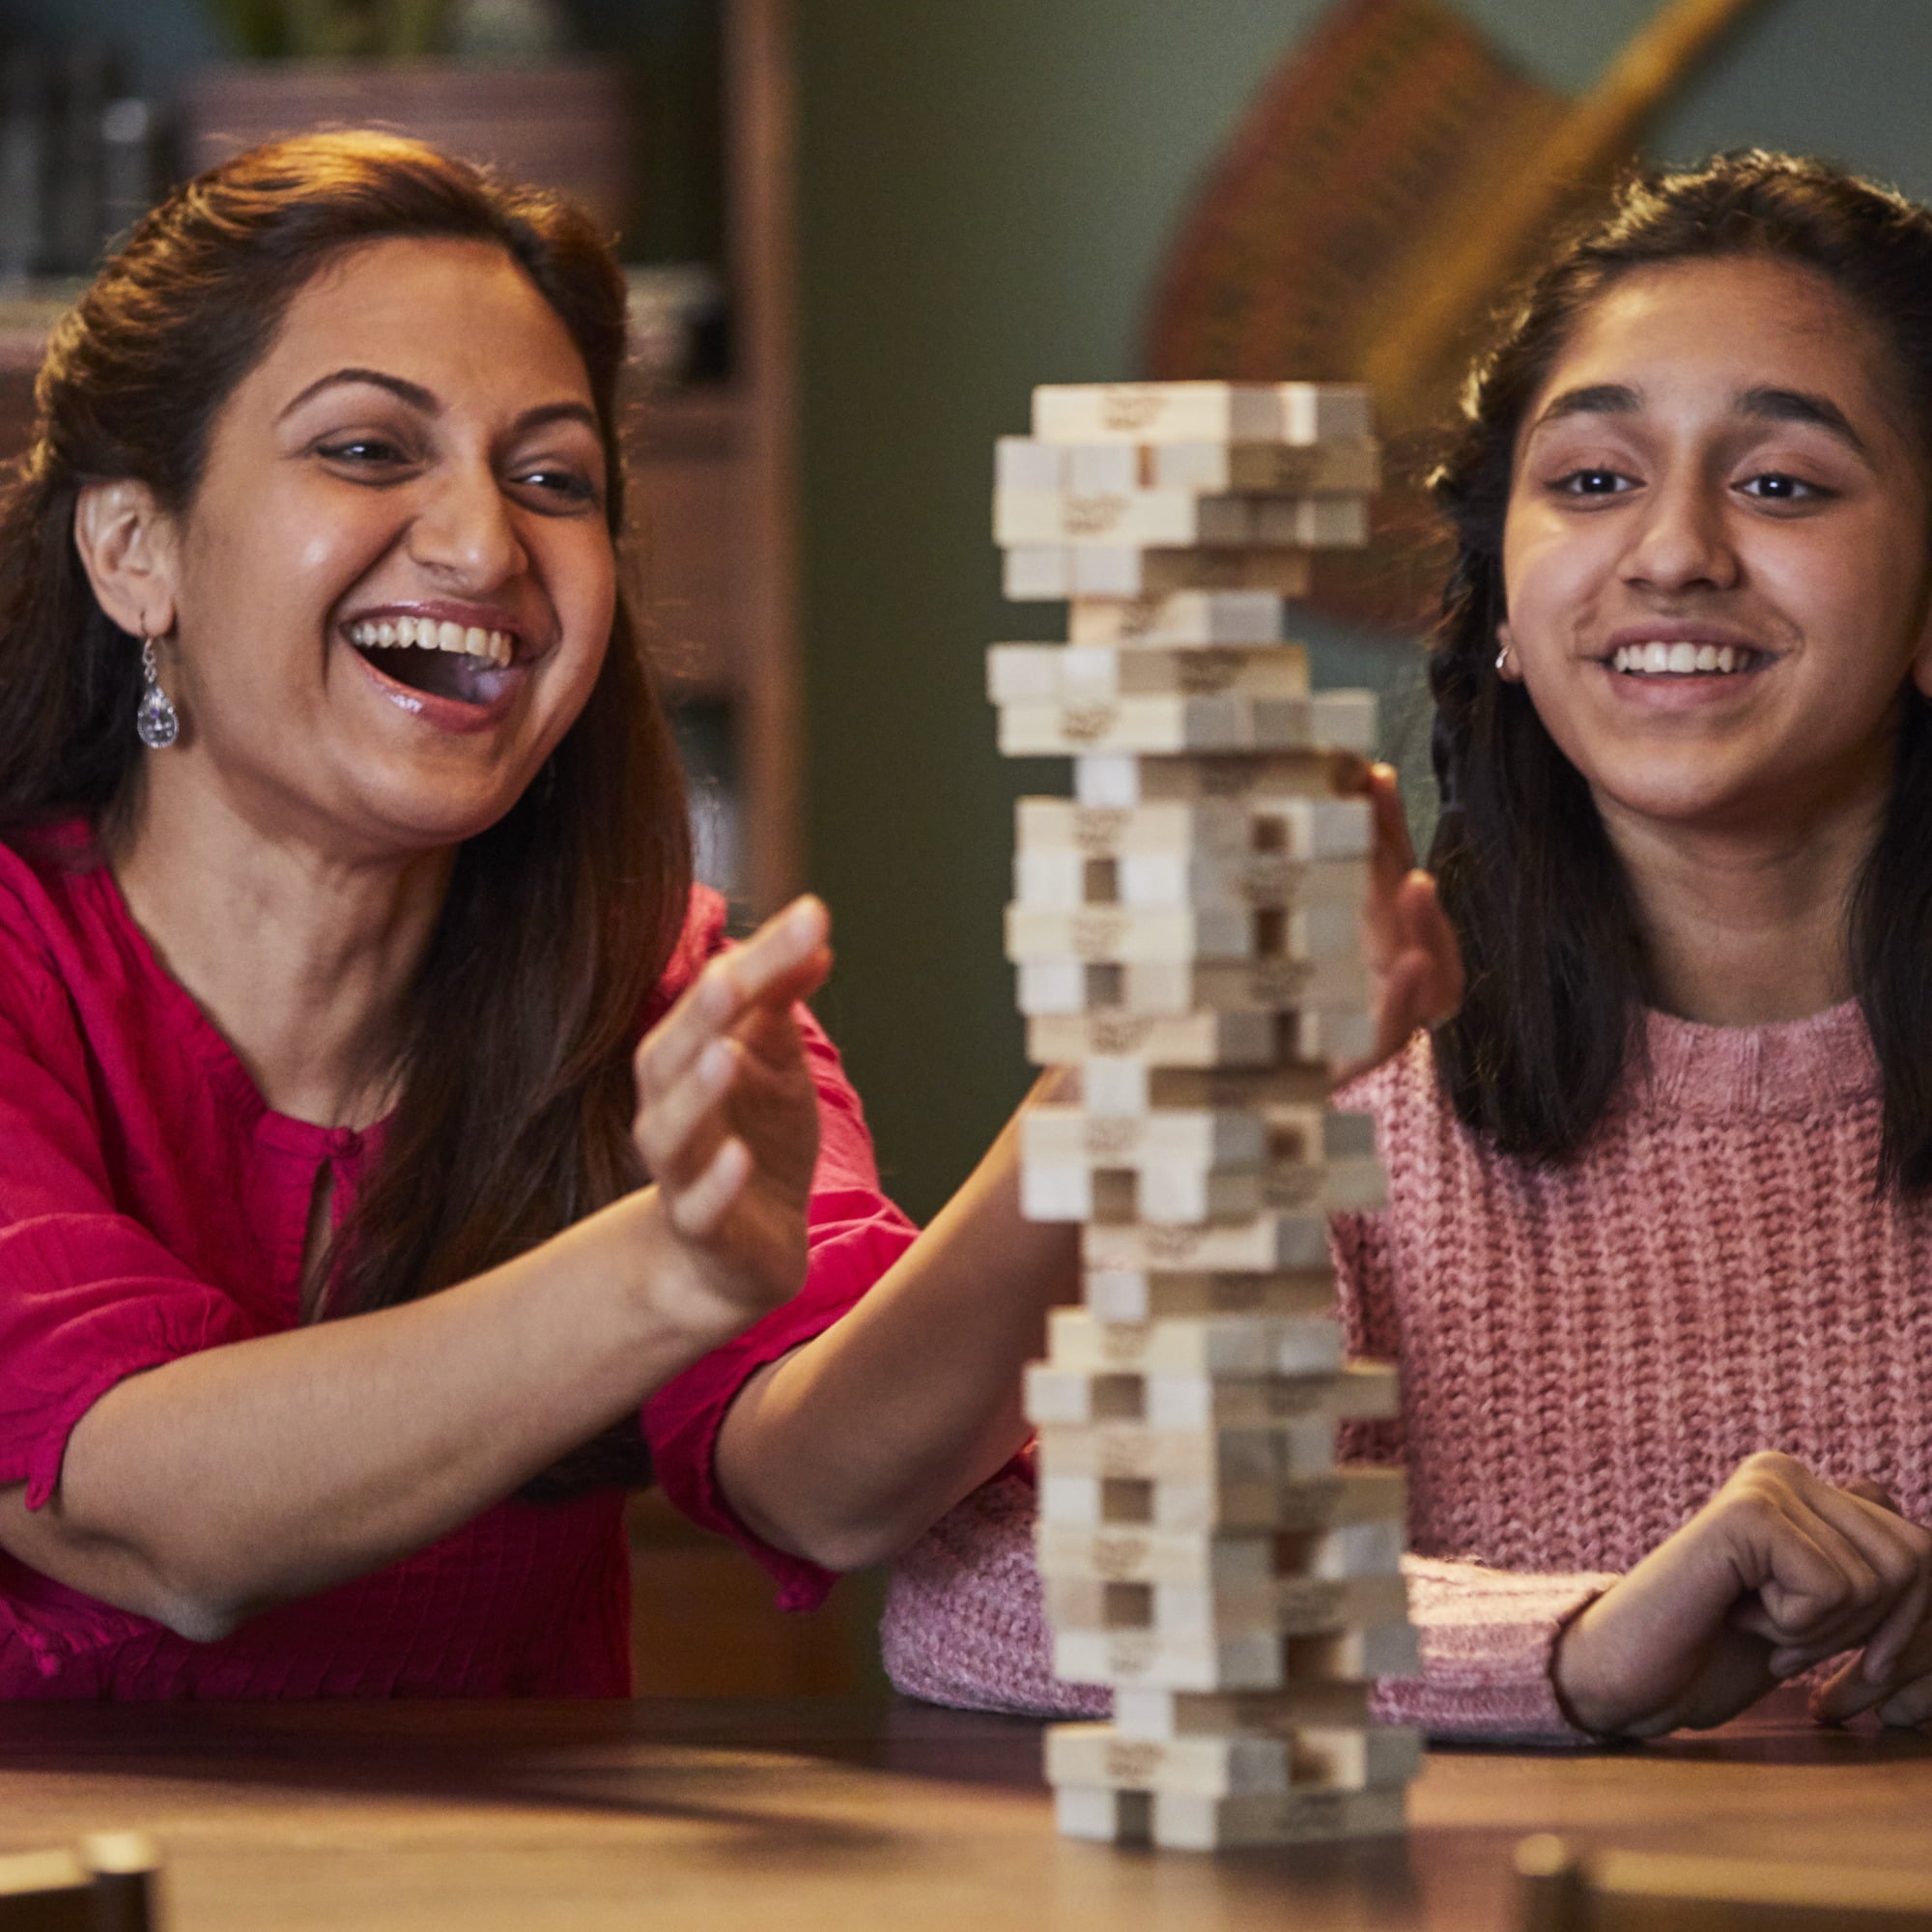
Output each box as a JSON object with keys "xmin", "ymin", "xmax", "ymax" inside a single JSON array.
[{"xmin": 882, "ymin": 1000, "xmax": 1919, "ymax": 1742}]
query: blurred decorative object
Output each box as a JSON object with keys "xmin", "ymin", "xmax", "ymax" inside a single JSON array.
[
  {"xmin": 1146, "ymin": 0, "xmax": 1767, "ymax": 629},
  {"xmin": 100, "ymin": 98, "xmax": 159, "ymax": 246},
  {"xmin": 44, "ymin": 44, "xmax": 111, "ymax": 275},
  {"xmin": 0, "ymin": 48, "xmax": 49, "ymax": 289},
  {"xmin": 444, "ymin": 0, "xmax": 573, "ymax": 64},
  {"xmin": 208, "ymin": 0, "xmax": 445, "ymax": 60},
  {"xmin": 627, "ymin": 264, "xmax": 726, "ymax": 384},
  {"xmin": 182, "ymin": 60, "xmax": 635, "ymax": 237}
]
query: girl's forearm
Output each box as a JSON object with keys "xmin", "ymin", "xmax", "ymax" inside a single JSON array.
[
  {"xmin": 0, "ymin": 1189, "xmax": 727, "ymax": 1638},
  {"xmin": 715, "ymin": 1110, "xmax": 1079, "ymax": 1572}
]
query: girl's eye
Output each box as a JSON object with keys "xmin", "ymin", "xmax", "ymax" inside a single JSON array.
[
  {"xmin": 515, "ymin": 467, "xmax": 601, "ymax": 509},
  {"xmin": 316, "ymin": 437, "xmax": 411, "ymax": 468},
  {"xmin": 1739, "ymin": 471, "xmax": 1828, "ymax": 502},
  {"xmin": 1552, "ymin": 467, "xmax": 1634, "ymax": 497}
]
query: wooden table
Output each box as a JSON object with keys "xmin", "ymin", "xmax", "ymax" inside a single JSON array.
[{"xmin": 4, "ymin": 1689, "xmax": 1931, "ymax": 1930}]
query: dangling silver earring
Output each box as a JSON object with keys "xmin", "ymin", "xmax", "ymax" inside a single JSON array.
[
  {"xmin": 135, "ymin": 636, "xmax": 180, "ymax": 750},
  {"xmin": 1495, "ymin": 640, "xmax": 1513, "ymax": 677}
]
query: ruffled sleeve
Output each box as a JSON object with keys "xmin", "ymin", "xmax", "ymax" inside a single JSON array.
[
  {"xmin": 639, "ymin": 895, "xmax": 919, "ymax": 1609},
  {"xmin": 0, "ymin": 906, "xmax": 264, "ymax": 1511}
]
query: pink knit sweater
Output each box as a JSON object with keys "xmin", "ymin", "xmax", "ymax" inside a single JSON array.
[{"xmin": 881, "ymin": 1001, "xmax": 1931, "ymax": 1742}]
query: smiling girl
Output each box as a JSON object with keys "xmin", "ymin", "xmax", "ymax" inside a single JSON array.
[{"xmin": 881, "ymin": 152, "xmax": 1932, "ymax": 1742}]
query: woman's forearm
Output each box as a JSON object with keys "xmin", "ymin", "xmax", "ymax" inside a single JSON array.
[
  {"xmin": 715, "ymin": 1105, "xmax": 1078, "ymax": 1572},
  {"xmin": 0, "ymin": 1189, "xmax": 729, "ymax": 1638}
]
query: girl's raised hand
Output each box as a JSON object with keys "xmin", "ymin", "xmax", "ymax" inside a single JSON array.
[
  {"xmin": 629, "ymin": 895, "xmax": 832, "ymax": 1346},
  {"xmin": 1551, "ymin": 1453, "xmax": 1932, "ymax": 1738},
  {"xmin": 1333, "ymin": 761, "xmax": 1463, "ymax": 1086}
]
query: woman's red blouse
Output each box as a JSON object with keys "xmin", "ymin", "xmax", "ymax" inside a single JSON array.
[{"xmin": 0, "ymin": 827, "xmax": 916, "ymax": 1697}]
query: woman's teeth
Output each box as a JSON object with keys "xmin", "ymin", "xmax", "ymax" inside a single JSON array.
[
  {"xmin": 347, "ymin": 616, "xmax": 515, "ymax": 667},
  {"xmin": 1609, "ymin": 640, "xmax": 1756, "ymax": 676}
]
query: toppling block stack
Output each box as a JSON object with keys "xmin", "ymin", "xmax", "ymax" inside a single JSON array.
[{"xmin": 991, "ymin": 382, "xmax": 1419, "ymax": 1853}]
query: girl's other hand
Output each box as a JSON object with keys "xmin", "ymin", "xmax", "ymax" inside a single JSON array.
[
  {"xmin": 629, "ymin": 895, "xmax": 832, "ymax": 1346},
  {"xmin": 1551, "ymin": 1453, "xmax": 1932, "ymax": 1738},
  {"xmin": 1333, "ymin": 761, "xmax": 1463, "ymax": 1086},
  {"xmin": 1809, "ymin": 1480, "xmax": 1932, "ymax": 1728}
]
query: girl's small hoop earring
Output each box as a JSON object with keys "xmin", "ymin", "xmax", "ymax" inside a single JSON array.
[{"xmin": 135, "ymin": 636, "xmax": 181, "ymax": 750}]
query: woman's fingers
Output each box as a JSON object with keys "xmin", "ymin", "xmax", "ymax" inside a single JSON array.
[
  {"xmin": 635, "ymin": 1036, "xmax": 740, "ymax": 1188},
  {"xmin": 635, "ymin": 897, "xmax": 830, "ymax": 1098},
  {"xmin": 665, "ymin": 1134, "xmax": 753, "ymax": 1239},
  {"xmin": 1396, "ymin": 871, "xmax": 1464, "ymax": 1025}
]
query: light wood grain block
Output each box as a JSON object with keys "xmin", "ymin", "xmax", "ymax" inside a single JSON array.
[
  {"xmin": 1037, "ymin": 1517, "xmax": 1406, "ymax": 1588},
  {"xmin": 1006, "ymin": 900, "xmax": 1356, "ymax": 967},
  {"xmin": 1046, "ymin": 1721, "xmax": 1420, "ymax": 1798},
  {"xmin": 1037, "ymin": 1464, "xmax": 1406, "ymax": 1538},
  {"xmin": 1046, "ymin": 1306, "xmax": 1343, "ymax": 1377},
  {"xmin": 1067, "ymin": 591, "xmax": 1287, "ymax": 645},
  {"xmin": 1026, "ymin": 1009, "xmax": 1280, "ymax": 1068},
  {"xmin": 1015, "ymin": 795, "xmax": 1373, "ymax": 863},
  {"xmin": 1033, "ymin": 1415, "xmax": 1337, "ymax": 1486},
  {"xmin": 1054, "ymin": 1618, "xmax": 1417, "ymax": 1693},
  {"xmin": 1112, "ymin": 1682, "xmax": 1374, "ymax": 1739},
  {"xmin": 1030, "ymin": 381, "xmax": 1373, "ymax": 447},
  {"xmin": 1081, "ymin": 1265, "xmax": 1336, "ymax": 1322},
  {"xmin": 1072, "ymin": 748, "xmax": 1368, "ymax": 807},
  {"xmin": 1083, "ymin": 1209, "xmax": 1333, "ymax": 1273},
  {"xmin": 1053, "ymin": 1782, "xmax": 1152, "ymax": 1843},
  {"xmin": 1015, "ymin": 955, "xmax": 1370, "ymax": 1021},
  {"xmin": 1002, "ymin": 546, "xmax": 1317, "ymax": 601},
  {"xmin": 998, "ymin": 692, "xmax": 1376, "ymax": 759},
  {"xmin": 1252, "ymin": 496, "xmax": 1371, "ymax": 548},
  {"xmin": 995, "ymin": 488, "xmax": 1260, "ymax": 547},
  {"xmin": 988, "ymin": 643, "xmax": 1311, "ymax": 706},
  {"xmin": 1009, "ymin": 846, "xmax": 1368, "ymax": 916},
  {"xmin": 1026, "ymin": 1361, "xmax": 1397, "ymax": 1435},
  {"xmin": 1079, "ymin": 1061, "xmax": 1333, "ymax": 1115},
  {"xmin": 1019, "ymin": 1152, "xmax": 1384, "ymax": 1226},
  {"xmin": 1148, "ymin": 1783, "xmax": 1406, "ymax": 1851},
  {"xmin": 1148, "ymin": 439, "xmax": 1381, "ymax": 496}
]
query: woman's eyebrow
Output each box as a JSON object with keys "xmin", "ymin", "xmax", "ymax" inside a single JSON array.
[
  {"xmin": 1529, "ymin": 384, "xmax": 1641, "ymax": 434},
  {"xmin": 277, "ymin": 367, "xmax": 436, "ymax": 420},
  {"xmin": 1734, "ymin": 384, "xmax": 1868, "ymax": 455}
]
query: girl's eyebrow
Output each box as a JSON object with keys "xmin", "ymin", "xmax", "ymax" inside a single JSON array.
[{"xmin": 1528, "ymin": 380, "xmax": 1867, "ymax": 458}]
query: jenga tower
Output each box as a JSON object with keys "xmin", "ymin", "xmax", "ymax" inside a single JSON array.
[{"xmin": 990, "ymin": 381, "xmax": 1420, "ymax": 1853}]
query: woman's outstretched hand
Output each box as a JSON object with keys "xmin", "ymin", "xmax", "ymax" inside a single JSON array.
[
  {"xmin": 1332, "ymin": 760, "xmax": 1463, "ymax": 1086},
  {"xmin": 1550, "ymin": 1452, "xmax": 1932, "ymax": 1738},
  {"xmin": 629, "ymin": 896, "xmax": 832, "ymax": 1347}
]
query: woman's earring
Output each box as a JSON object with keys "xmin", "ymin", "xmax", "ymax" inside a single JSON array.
[
  {"xmin": 135, "ymin": 636, "xmax": 180, "ymax": 750},
  {"xmin": 1495, "ymin": 640, "xmax": 1514, "ymax": 678}
]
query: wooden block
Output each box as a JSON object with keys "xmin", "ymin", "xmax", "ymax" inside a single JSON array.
[
  {"xmin": 1047, "ymin": 1306, "xmax": 1342, "ymax": 1376},
  {"xmin": 1252, "ymin": 496, "xmax": 1370, "ymax": 548},
  {"xmin": 997, "ymin": 692, "xmax": 1376, "ymax": 759},
  {"xmin": 1054, "ymin": 1621, "xmax": 1420, "ymax": 1692},
  {"xmin": 1019, "ymin": 1152, "xmax": 1384, "ymax": 1226},
  {"xmin": 1067, "ymin": 591, "xmax": 1286, "ymax": 646},
  {"xmin": 0, "ymin": 1852, "xmax": 91, "ymax": 1932},
  {"xmin": 1027, "ymin": 1361, "xmax": 1394, "ymax": 1432},
  {"xmin": 1148, "ymin": 439, "xmax": 1381, "ymax": 496},
  {"xmin": 1030, "ymin": 382, "xmax": 1373, "ymax": 447},
  {"xmin": 988, "ymin": 643, "xmax": 1310, "ymax": 707},
  {"xmin": 1015, "ymin": 955, "xmax": 1369, "ymax": 1019},
  {"xmin": 1026, "ymin": 1010, "xmax": 1280, "ymax": 1068},
  {"xmin": 1072, "ymin": 749, "xmax": 1367, "ymax": 808},
  {"xmin": 1082, "ymin": 1266, "xmax": 1336, "ymax": 1322},
  {"xmin": 1149, "ymin": 1784, "xmax": 1406, "ymax": 1851},
  {"xmin": 1035, "ymin": 1098, "xmax": 1358, "ymax": 1170},
  {"xmin": 1083, "ymin": 1210, "xmax": 1333, "ymax": 1273},
  {"xmin": 1014, "ymin": 795, "xmax": 1372, "ymax": 863},
  {"xmin": 1033, "ymin": 1415, "xmax": 1337, "ymax": 1486},
  {"xmin": 1037, "ymin": 1517, "xmax": 1406, "ymax": 1587},
  {"xmin": 1045, "ymin": 1720, "xmax": 1420, "ymax": 1798},
  {"xmin": 995, "ymin": 488, "xmax": 1261, "ymax": 548},
  {"xmin": 1006, "ymin": 901, "xmax": 1355, "ymax": 967},
  {"xmin": 1009, "ymin": 848, "xmax": 1368, "ymax": 917},
  {"xmin": 1053, "ymin": 1782, "xmax": 1152, "ymax": 1843},
  {"xmin": 1080, "ymin": 1061, "xmax": 1331, "ymax": 1115},
  {"xmin": 1037, "ymin": 1465, "xmax": 1406, "ymax": 1538},
  {"xmin": 1002, "ymin": 545, "xmax": 1317, "ymax": 602},
  {"xmin": 1112, "ymin": 1682, "xmax": 1373, "ymax": 1739}
]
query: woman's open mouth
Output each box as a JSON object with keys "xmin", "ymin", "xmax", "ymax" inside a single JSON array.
[
  {"xmin": 1606, "ymin": 640, "xmax": 1768, "ymax": 678},
  {"xmin": 346, "ymin": 615, "xmax": 520, "ymax": 707}
]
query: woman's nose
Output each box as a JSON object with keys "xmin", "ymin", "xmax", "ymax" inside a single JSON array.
[
  {"xmin": 407, "ymin": 465, "xmax": 526, "ymax": 588},
  {"xmin": 1618, "ymin": 475, "xmax": 1739, "ymax": 595}
]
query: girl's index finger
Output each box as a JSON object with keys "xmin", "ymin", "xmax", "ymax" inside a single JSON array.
[{"xmin": 1367, "ymin": 763, "xmax": 1419, "ymax": 888}]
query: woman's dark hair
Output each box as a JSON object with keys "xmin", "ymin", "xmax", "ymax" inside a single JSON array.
[
  {"xmin": 0, "ymin": 131, "xmax": 692, "ymax": 1491},
  {"xmin": 1428, "ymin": 149, "xmax": 1932, "ymax": 1189}
]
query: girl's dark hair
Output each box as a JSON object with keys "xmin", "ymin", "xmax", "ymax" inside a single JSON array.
[
  {"xmin": 0, "ymin": 131, "xmax": 692, "ymax": 1491},
  {"xmin": 1428, "ymin": 149, "xmax": 1932, "ymax": 1188}
]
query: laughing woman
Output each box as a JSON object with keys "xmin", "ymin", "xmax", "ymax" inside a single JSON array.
[{"xmin": 881, "ymin": 153, "xmax": 1932, "ymax": 1741}]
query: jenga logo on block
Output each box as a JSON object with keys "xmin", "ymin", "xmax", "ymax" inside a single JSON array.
[
  {"xmin": 1096, "ymin": 390, "xmax": 1169, "ymax": 433},
  {"xmin": 1176, "ymin": 652, "xmax": 1245, "ymax": 696},
  {"xmin": 1072, "ymin": 910, "xmax": 1128, "ymax": 953},
  {"xmin": 1145, "ymin": 1226, "xmax": 1207, "ymax": 1263},
  {"xmin": 1065, "ymin": 495, "xmax": 1129, "ymax": 537},
  {"xmin": 1063, "ymin": 705, "xmax": 1120, "ymax": 745},
  {"xmin": 1072, "ymin": 808, "xmax": 1128, "ymax": 852},
  {"xmin": 1086, "ymin": 1120, "xmax": 1137, "ymax": 1158},
  {"xmin": 1100, "ymin": 1323, "xmax": 1150, "ymax": 1361},
  {"xmin": 1104, "ymin": 1741, "xmax": 1165, "ymax": 1783},
  {"xmin": 1093, "ymin": 1533, "xmax": 1150, "ymax": 1578},
  {"xmin": 1090, "ymin": 1016, "xmax": 1153, "ymax": 1053}
]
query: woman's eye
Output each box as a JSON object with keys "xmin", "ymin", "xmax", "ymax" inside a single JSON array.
[
  {"xmin": 515, "ymin": 467, "xmax": 600, "ymax": 507},
  {"xmin": 1552, "ymin": 467, "xmax": 1634, "ymax": 497},
  {"xmin": 316, "ymin": 437, "xmax": 411, "ymax": 469}
]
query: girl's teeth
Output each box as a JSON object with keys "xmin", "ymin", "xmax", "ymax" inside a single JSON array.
[{"xmin": 1608, "ymin": 641, "xmax": 1753, "ymax": 676}]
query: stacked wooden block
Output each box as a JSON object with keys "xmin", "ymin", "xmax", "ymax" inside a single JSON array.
[{"xmin": 992, "ymin": 381, "xmax": 1420, "ymax": 1853}]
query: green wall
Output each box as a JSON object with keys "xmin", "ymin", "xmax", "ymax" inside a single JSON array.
[{"xmin": 795, "ymin": 0, "xmax": 1932, "ymax": 1221}]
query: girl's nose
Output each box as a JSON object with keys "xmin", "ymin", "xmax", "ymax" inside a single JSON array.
[
  {"xmin": 407, "ymin": 466, "xmax": 526, "ymax": 588},
  {"xmin": 1618, "ymin": 475, "xmax": 1739, "ymax": 596}
]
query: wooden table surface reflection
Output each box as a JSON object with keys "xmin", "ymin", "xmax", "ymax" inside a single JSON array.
[{"xmin": 4, "ymin": 1689, "xmax": 1931, "ymax": 1929}]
